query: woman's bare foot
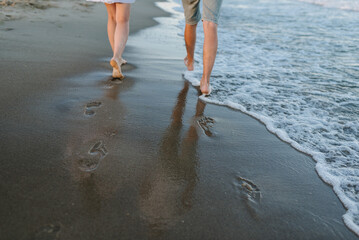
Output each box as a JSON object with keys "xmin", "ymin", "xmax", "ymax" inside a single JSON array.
[
  {"xmin": 200, "ymin": 79, "xmax": 211, "ymax": 96},
  {"xmin": 110, "ymin": 57, "xmax": 120, "ymax": 70},
  {"xmin": 110, "ymin": 57, "xmax": 124, "ymax": 79},
  {"xmin": 120, "ymin": 58, "xmax": 127, "ymax": 65},
  {"xmin": 184, "ymin": 56, "xmax": 194, "ymax": 71},
  {"xmin": 112, "ymin": 68, "xmax": 124, "ymax": 79}
]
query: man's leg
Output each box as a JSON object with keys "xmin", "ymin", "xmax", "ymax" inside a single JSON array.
[
  {"xmin": 182, "ymin": 0, "xmax": 201, "ymax": 71},
  {"xmin": 201, "ymin": 21, "xmax": 218, "ymax": 94},
  {"xmin": 184, "ymin": 23, "xmax": 197, "ymax": 71},
  {"xmin": 200, "ymin": 0, "xmax": 223, "ymax": 95}
]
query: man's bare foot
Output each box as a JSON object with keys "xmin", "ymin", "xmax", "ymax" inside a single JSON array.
[
  {"xmin": 200, "ymin": 79, "xmax": 211, "ymax": 95},
  {"xmin": 112, "ymin": 68, "xmax": 124, "ymax": 79},
  {"xmin": 184, "ymin": 56, "xmax": 194, "ymax": 71}
]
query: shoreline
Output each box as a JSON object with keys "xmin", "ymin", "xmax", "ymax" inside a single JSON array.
[
  {"xmin": 0, "ymin": 0, "xmax": 358, "ymax": 239},
  {"xmin": 169, "ymin": 0, "xmax": 359, "ymax": 235}
]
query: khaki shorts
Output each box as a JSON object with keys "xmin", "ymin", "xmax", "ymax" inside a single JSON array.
[{"xmin": 182, "ymin": 0, "xmax": 223, "ymax": 25}]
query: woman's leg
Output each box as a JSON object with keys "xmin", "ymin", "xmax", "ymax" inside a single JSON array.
[
  {"xmin": 105, "ymin": 3, "xmax": 116, "ymax": 51},
  {"xmin": 107, "ymin": 3, "xmax": 131, "ymax": 78},
  {"xmin": 112, "ymin": 3, "xmax": 131, "ymax": 62}
]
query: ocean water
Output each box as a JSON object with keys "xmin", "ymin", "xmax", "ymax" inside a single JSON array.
[
  {"xmin": 298, "ymin": 0, "xmax": 359, "ymax": 11},
  {"xmin": 162, "ymin": 0, "xmax": 359, "ymax": 235}
]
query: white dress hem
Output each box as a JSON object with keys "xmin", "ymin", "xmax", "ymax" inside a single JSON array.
[{"xmin": 86, "ymin": 0, "xmax": 135, "ymax": 3}]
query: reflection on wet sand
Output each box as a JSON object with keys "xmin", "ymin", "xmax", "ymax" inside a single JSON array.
[
  {"xmin": 140, "ymin": 81, "xmax": 207, "ymax": 237},
  {"xmin": 105, "ymin": 78, "xmax": 122, "ymax": 100}
]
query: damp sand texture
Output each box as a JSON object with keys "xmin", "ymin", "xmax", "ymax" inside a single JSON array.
[{"xmin": 0, "ymin": 0, "xmax": 358, "ymax": 239}]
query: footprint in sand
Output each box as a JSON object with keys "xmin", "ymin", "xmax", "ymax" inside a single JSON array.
[
  {"xmin": 89, "ymin": 141, "xmax": 108, "ymax": 155},
  {"xmin": 197, "ymin": 116, "xmax": 215, "ymax": 137},
  {"xmin": 234, "ymin": 176, "xmax": 261, "ymax": 204},
  {"xmin": 78, "ymin": 141, "xmax": 108, "ymax": 172},
  {"xmin": 34, "ymin": 223, "xmax": 61, "ymax": 240},
  {"xmin": 84, "ymin": 101, "xmax": 102, "ymax": 116}
]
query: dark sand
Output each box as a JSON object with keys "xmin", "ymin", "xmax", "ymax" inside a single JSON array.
[{"xmin": 0, "ymin": 1, "xmax": 358, "ymax": 239}]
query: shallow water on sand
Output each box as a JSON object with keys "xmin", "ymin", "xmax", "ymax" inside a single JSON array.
[{"xmin": 170, "ymin": 0, "xmax": 359, "ymax": 235}]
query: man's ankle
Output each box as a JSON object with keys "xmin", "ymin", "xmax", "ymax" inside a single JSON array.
[
  {"xmin": 201, "ymin": 78, "xmax": 210, "ymax": 84},
  {"xmin": 186, "ymin": 56, "xmax": 194, "ymax": 62}
]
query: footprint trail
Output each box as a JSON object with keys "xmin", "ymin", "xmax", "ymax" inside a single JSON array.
[
  {"xmin": 78, "ymin": 141, "xmax": 108, "ymax": 172},
  {"xmin": 84, "ymin": 101, "xmax": 102, "ymax": 116}
]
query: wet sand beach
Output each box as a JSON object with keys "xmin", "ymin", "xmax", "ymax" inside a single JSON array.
[{"xmin": 0, "ymin": 0, "xmax": 358, "ymax": 239}]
